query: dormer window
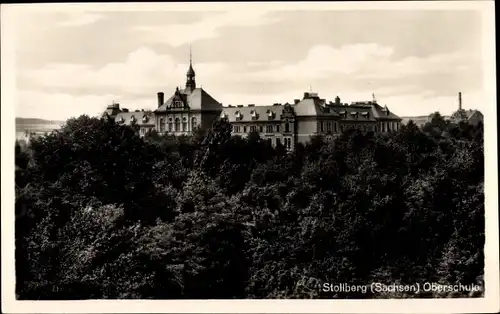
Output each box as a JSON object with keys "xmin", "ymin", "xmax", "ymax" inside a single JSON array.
[
  {"xmin": 382, "ymin": 105, "xmax": 390, "ymax": 115},
  {"xmin": 220, "ymin": 112, "xmax": 228, "ymax": 119},
  {"xmin": 118, "ymin": 116, "xmax": 125, "ymax": 124},
  {"xmin": 142, "ymin": 115, "xmax": 149, "ymax": 123},
  {"xmin": 235, "ymin": 111, "xmax": 243, "ymax": 120},
  {"xmin": 267, "ymin": 110, "xmax": 275, "ymax": 120},
  {"xmin": 130, "ymin": 116, "xmax": 136, "ymax": 123},
  {"xmin": 361, "ymin": 112, "xmax": 369, "ymax": 118},
  {"xmin": 250, "ymin": 110, "xmax": 258, "ymax": 120}
]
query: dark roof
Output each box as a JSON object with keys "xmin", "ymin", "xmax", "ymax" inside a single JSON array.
[
  {"xmin": 221, "ymin": 104, "xmax": 285, "ymax": 122},
  {"xmin": 187, "ymin": 63, "xmax": 195, "ymax": 76},
  {"xmin": 465, "ymin": 109, "xmax": 482, "ymax": 119},
  {"xmin": 368, "ymin": 102, "xmax": 402, "ymax": 121},
  {"xmin": 155, "ymin": 88, "xmax": 222, "ymax": 112},
  {"xmin": 327, "ymin": 104, "xmax": 377, "ymax": 122},
  {"xmin": 114, "ymin": 111, "xmax": 155, "ymax": 126},
  {"xmin": 451, "ymin": 109, "xmax": 483, "ymax": 121},
  {"xmin": 293, "ymin": 97, "xmax": 337, "ymax": 117}
]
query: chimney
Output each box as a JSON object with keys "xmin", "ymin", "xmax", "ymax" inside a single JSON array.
[
  {"xmin": 294, "ymin": 99, "xmax": 300, "ymax": 105},
  {"xmin": 335, "ymin": 96, "xmax": 341, "ymax": 105},
  {"xmin": 157, "ymin": 92, "xmax": 164, "ymax": 107},
  {"xmin": 303, "ymin": 92, "xmax": 310, "ymax": 99},
  {"xmin": 458, "ymin": 92, "xmax": 462, "ymax": 110}
]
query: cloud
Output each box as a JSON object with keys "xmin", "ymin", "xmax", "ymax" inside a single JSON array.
[
  {"xmin": 20, "ymin": 47, "xmax": 228, "ymax": 95},
  {"xmin": 381, "ymin": 89, "xmax": 488, "ymax": 117},
  {"xmin": 244, "ymin": 43, "xmax": 473, "ymax": 83},
  {"xmin": 247, "ymin": 60, "xmax": 285, "ymax": 68},
  {"xmin": 56, "ymin": 12, "xmax": 105, "ymax": 27},
  {"xmin": 133, "ymin": 10, "xmax": 280, "ymax": 47},
  {"xmin": 17, "ymin": 90, "xmax": 122, "ymax": 121}
]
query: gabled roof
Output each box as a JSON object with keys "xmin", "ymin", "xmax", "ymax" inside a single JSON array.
[
  {"xmin": 451, "ymin": 109, "xmax": 483, "ymax": 122},
  {"xmin": 465, "ymin": 109, "xmax": 482, "ymax": 119},
  {"xmin": 369, "ymin": 102, "xmax": 402, "ymax": 121},
  {"xmin": 292, "ymin": 97, "xmax": 325, "ymax": 116},
  {"xmin": 155, "ymin": 88, "xmax": 222, "ymax": 112}
]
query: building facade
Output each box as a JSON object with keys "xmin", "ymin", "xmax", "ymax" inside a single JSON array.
[
  {"xmin": 154, "ymin": 54, "xmax": 222, "ymax": 136},
  {"xmin": 103, "ymin": 103, "xmax": 155, "ymax": 136},
  {"xmin": 220, "ymin": 92, "xmax": 402, "ymax": 151},
  {"xmin": 102, "ymin": 55, "xmax": 403, "ymax": 148},
  {"xmin": 450, "ymin": 92, "xmax": 484, "ymax": 126}
]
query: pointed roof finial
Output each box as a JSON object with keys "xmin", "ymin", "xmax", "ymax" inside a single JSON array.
[
  {"xmin": 372, "ymin": 93, "xmax": 376, "ymax": 102},
  {"xmin": 187, "ymin": 45, "xmax": 195, "ymax": 76},
  {"xmin": 309, "ymin": 85, "xmax": 312, "ymax": 93}
]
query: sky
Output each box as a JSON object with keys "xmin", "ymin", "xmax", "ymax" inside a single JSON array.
[{"xmin": 10, "ymin": 3, "xmax": 490, "ymax": 120}]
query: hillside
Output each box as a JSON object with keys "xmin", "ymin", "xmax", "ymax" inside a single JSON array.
[{"xmin": 16, "ymin": 118, "xmax": 65, "ymax": 125}]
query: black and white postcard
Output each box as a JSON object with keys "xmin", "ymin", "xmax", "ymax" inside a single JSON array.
[{"xmin": 1, "ymin": 1, "xmax": 498, "ymax": 313}]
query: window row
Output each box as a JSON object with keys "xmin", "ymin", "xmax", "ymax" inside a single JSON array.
[
  {"xmin": 380, "ymin": 121, "xmax": 400, "ymax": 132},
  {"xmin": 232, "ymin": 123, "xmax": 291, "ymax": 134},
  {"xmin": 320, "ymin": 121, "xmax": 339, "ymax": 133},
  {"xmin": 158, "ymin": 117, "xmax": 197, "ymax": 132},
  {"xmin": 340, "ymin": 124, "xmax": 375, "ymax": 132}
]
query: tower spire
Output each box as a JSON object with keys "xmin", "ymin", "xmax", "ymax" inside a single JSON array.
[
  {"xmin": 185, "ymin": 45, "xmax": 196, "ymax": 92},
  {"xmin": 458, "ymin": 92, "xmax": 462, "ymax": 111}
]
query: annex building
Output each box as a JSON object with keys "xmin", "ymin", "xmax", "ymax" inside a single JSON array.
[{"xmin": 103, "ymin": 54, "xmax": 403, "ymax": 150}]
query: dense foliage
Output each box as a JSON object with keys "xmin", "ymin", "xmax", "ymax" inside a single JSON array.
[{"xmin": 15, "ymin": 113, "xmax": 484, "ymax": 299}]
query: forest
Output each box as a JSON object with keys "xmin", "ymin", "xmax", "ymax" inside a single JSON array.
[{"xmin": 14, "ymin": 112, "xmax": 484, "ymax": 299}]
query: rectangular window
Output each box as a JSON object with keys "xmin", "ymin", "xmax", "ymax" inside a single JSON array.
[
  {"xmin": 327, "ymin": 122, "xmax": 332, "ymax": 133},
  {"xmin": 276, "ymin": 125, "xmax": 280, "ymax": 132},
  {"xmin": 168, "ymin": 123, "xmax": 172, "ymax": 132},
  {"xmin": 340, "ymin": 125, "xmax": 344, "ymax": 132},
  {"xmin": 276, "ymin": 138, "xmax": 281, "ymax": 146},
  {"xmin": 286, "ymin": 138, "xmax": 292, "ymax": 149},
  {"xmin": 259, "ymin": 125, "xmax": 263, "ymax": 133},
  {"xmin": 266, "ymin": 125, "xmax": 273, "ymax": 133},
  {"xmin": 250, "ymin": 125, "xmax": 256, "ymax": 132},
  {"xmin": 267, "ymin": 138, "xmax": 272, "ymax": 146},
  {"xmin": 243, "ymin": 126, "xmax": 247, "ymax": 133},
  {"xmin": 285, "ymin": 123, "xmax": 290, "ymax": 133},
  {"xmin": 234, "ymin": 126, "xmax": 240, "ymax": 133},
  {"xmin": 320, "ymin": 121, "xmax": 324, "ymax": 132},
  {"xmin": 182, "ymin": 122, "xmax": 187, "ymax": 131},
  {"xmin": 334, "ymin": 122, "xmax": 337, "ymax": 133}
]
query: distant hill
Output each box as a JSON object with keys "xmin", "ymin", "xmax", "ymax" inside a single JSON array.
[
  {"xmin": 401, "ymin": 115, "xmax": 450, "ymax": 126},
  {"xmin": 401, "ymin": 115, "xmax": 429, "ymax": 126},
  {"xmin": 16, "ymin": 117, "xmax": 65, "ymax": 125},
  {"xmin": 16, "ymin": 117, "xmax": 65, "ymax": 134}
]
